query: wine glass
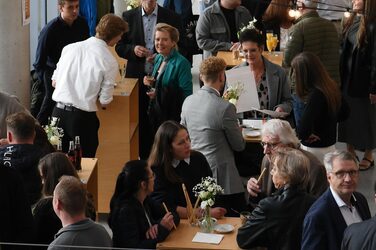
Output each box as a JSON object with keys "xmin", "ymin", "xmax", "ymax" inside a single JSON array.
[{"xmin": 271, "ymin": 34, "xmax": 279, "ymax": 56}]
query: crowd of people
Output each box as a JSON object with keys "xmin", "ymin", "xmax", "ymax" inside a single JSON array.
[{"xmin": 1, "ymin": 0, "xmax": 376, "ymax": 249}]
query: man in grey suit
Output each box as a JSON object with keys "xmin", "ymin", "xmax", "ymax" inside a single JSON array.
[{"xmin": 181, "ymin": 57, "xmax": 246, "ymax": 216}]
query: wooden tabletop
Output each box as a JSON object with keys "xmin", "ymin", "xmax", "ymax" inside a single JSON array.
[
  {"xmin": 78, "ymin": 158, "xmax": 98, "ymax": 211},
  {"xmin": 216, "ymin": 51, "xmax": 283, "ymax": 67},
  {"xmin": 157, "ymin": 217, "xmax": 242, "ymax": 250}
]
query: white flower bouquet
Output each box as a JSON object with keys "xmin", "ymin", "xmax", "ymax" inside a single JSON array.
[
  {"xmin": 238, "ymin": 18, "xmax": 259, "ymax": 37},
  {"xmin": 223, "ymin": 82, "xmax": 244, "ymax": 106},
  {"xmin": 126, "ymin": 0, "xmax": 141, "ymax": 10},
  {"xmin": 193, "ymin": 176, "xmax": 224, "ymax": 209},
  {"xmin": 43, "ymin": 117, "xmax": 64, "ymax": 146}
]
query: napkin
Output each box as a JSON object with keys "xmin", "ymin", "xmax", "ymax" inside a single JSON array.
[{"xmin": 192, "ymin": 232, "xmax": 224, "ymax": 244}]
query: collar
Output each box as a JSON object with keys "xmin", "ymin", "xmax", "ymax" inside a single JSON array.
[
  {"xmin": 91, "ymin": 36, "xmax": 108, "ymax": 47},
  {"xmin": 201, "ymin": 85, "xmax": 221, "ymax": 96},
  {"xmin": 162, "ymin": 48, "xmax": 177, "ymax": 62},
  {"xmin": 171, "ymin": 157, "xmax": 190, "ymax": 168},
  {"xmin": 142, "ymin": 4, "xmax": 158, "ymax": 17},
  {"xmin": 294, "ymin": 11, "xmax": 319, "ymax": 24},
  {"xmin": 330, "ymin": 186, "xmax": 357, "ymax": 208}
]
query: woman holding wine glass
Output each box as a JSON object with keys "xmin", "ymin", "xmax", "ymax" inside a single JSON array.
[
  {"xmin": 144, "ymin": 23, "xmax": 192, "ymax": 135},
  {"xmin": 236, "ymin": 28, "xmax": 292, "ymax": 119}
]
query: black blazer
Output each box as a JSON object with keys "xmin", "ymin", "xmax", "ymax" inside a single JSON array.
[
  {"xmin": 340, "ymin": 21, "xmax": 376, "ymax": 97},
  {"xmin": 237, "ymin": 186, "xmax": 315, "ymax": 250},
  {"xmin": 109, "ymin": 196, "xmax": 180, "ymax": 249},
  {"xmin": 302, "ymin": 188, "xmax": 371, "ymax": 250},
  {"xmin": 115, "ymin": 5, "xmax": 182, "ymax": 78},
  {"xmin": 342, "ymin": 216, "xmax": 376, "ymax": 250}
]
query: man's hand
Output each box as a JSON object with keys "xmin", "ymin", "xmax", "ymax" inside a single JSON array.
[
  {"xmin": 134, "ymin": 46, "xmax": 151, "ymax": 58},
  {"xmin": 52, "ymin": 80, "xmax": 56, "ymax": 88},
  {"xmin": 230, "ymin": 42, "xmax": 240, "ymax": 51},
  {"xmin": 101, "ymin": 104, "xmax": 108, "ymax": 110},
  {"xmin": 247, "ymin": 177, "xmax": 261, "ymax": 197},
  {"xmin": 275, "ymin": 107, "xmax": 285, "ymax": 112}
]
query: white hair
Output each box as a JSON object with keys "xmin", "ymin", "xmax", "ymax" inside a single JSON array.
[
  {"xmin": 323, "ymin": 150, "xmax": 358, "ymax": 173},
  {"xmin": 261, "ymin": 119, "xmax": 300, "ymax": 148}
]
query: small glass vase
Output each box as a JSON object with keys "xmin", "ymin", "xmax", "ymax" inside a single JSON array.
[{"xmin": 199, "ymin": 206, "xmax": 214, "ymax": 233}]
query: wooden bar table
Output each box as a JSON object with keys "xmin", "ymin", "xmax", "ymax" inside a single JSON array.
[
  {"xmin": 157, "ymin": 218, "xmax": 241, "ymax": 250},
  {"xmin": 96, "ymin": 77, "xmax": 139, "ymax": 213},
  {"xmin": 216, "ymin": 51, "xmax": 283, "ymax": 67},
  {"xmin": 78, "ymin": 158, "xmax": 98, "ymax": 211}
]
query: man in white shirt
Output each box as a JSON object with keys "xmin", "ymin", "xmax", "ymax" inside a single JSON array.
[
  {"xmin": 51, "ymin": 14, "xmax": 128, "ymax": 157},
  {"xmin": 302, "ymin": 150, "xmax": 371, "ymax": 250}
]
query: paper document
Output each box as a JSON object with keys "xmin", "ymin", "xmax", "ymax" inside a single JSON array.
[
  {"xmin": 192, "ymin": 232, "xmax": 224, "ymax": 244},
  {"xmin": 251, "ymin": 107, "xmax": 289, "ymax": 118},
  {"xmin": 242, "ymin": 119, "xmax": 263, "ymax": 130},
  {"xmin": 225, "ymin": 66, "xmax": 259, "ymax": 113}
]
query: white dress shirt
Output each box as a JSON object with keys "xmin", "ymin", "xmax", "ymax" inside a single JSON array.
[
  {"xmin": 330, "ymin": 186, "xmax": 363, "ymax": 226},
  {"xmin": 52, "ymin": 37, "xmax": 117, "ymax": 112}
]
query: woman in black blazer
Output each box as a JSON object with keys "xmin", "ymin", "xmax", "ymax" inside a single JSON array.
[{"xmin": 109, "ymin": 160, "xmax": 179, "ymax": 249}]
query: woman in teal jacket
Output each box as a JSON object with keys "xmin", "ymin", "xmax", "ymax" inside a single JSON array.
[{"xmin": 144, "ymin": 23, "xmax": 192, "ymax": 134}]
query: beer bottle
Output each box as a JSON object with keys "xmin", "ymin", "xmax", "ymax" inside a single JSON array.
[
  {"xmin": 67, "ymin": 141, "xmax": 76, "ymax": 166},
  {"xmin": 74, "ymin": 136, "xmax": 82, "ymax": 171}
]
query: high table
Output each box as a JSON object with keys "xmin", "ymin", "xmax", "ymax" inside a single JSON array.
[
  {"xmin": 78, "ymin": 158, "xmax": 98, "ymax": 211},
  {"xmin": 216, "ymin": 51, "xmax": 283, "ymax": 67},
  {"xmin": 157, "ymin": 217, "xmax": 241, "ymax": 250}
]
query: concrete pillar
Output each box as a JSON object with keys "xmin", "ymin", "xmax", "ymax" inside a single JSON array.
[{"xmin": 0, "ymin": 1, "xmax": 30, "ymax": 108}]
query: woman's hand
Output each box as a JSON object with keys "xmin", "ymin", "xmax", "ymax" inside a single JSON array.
[
  {"xmin": 160, "ymin": 212, "xmax": 175, "ymax": 231},
  {"xmin": 143, "ymin": 76, "xmax": 155, "ymax": 86},
  {"xmin": 210, "ymin": 207, "xmax": 227, "ymax": 219},
  {"xmin": 146, "ymin": 89, "xmax": 156, "ymax": 99},
  {"xmin": 146, "ymin": 224, "xmax": 158, "ymax": 239},
  {"xmin": 370, "ymin": 94, "xmax": 376, "ymax": 104}
]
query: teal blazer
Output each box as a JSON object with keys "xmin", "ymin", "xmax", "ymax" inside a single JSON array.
[{"xmin": 152, "ymin": 49, "xmax": 192, "ymax": 97}]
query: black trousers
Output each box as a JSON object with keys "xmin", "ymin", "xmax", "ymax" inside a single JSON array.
[
  {"xmin": 52, "ymin": 106, "xmax": 99, "ymax": 158},
  {"xmin": 37, "ymin": 69, "xmax": 55, "ymax": 126}
]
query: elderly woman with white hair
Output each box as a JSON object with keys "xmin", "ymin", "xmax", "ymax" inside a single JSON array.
[
  {"xmin": 237, "ymin": 147, "xmax": 316, "ymax": 250},
  {"xmin": 246, "ymin": 119, "xmax": 327, "ymax": 203}
]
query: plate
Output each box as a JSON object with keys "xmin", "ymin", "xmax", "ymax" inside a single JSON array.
[
  {"xmin": 245, "ymin": 130, "xmax": 261, "ymax": 137},
  {"xmin": 214, "ymin": 224, "xmax": 234, "ymax": 234}
]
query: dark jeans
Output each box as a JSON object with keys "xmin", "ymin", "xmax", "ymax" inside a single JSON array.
[
  {"xmin": 52, "ymin": 106, "xmax": 99, "ymax": 158},
  {"xmin": 292, "ymin": 94, "xmax": 305, "ymax": 131},
  {"xmin": 37, "ymin": 70, "xmax": 55, "ymax": 126}
]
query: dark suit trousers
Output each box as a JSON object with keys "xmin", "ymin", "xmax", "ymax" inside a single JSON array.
[
  {"xmin": 52, "ymin": 106, "xmax": 99, "ymax": 158},
  {"xmin": 37, "ymin": 69, "xmax": 55, "ymax": 126}
]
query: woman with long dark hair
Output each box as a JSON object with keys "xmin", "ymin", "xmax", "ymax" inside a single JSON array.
[
  {"xmin": 33, "ymin": 152, "xmax": 96, "ymax": 249},
  {"xmin": 148, "ymin": 121, "xmax": 227, "ymax": 219},
  {"xmin": 338, "ymin": 0, "xmax": 376, "ymax": 170},
  {"xmin": 109, "ymin": 160, "xmax": 179, "ymax": 249},
  {"xmin": 292, "ymin": 52, "xmax": 348, "ymax": 162}
]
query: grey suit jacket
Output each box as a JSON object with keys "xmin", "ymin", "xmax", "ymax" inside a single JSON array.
[
  {"xmin": 181, "ymin": 86, "xmax": 245, "ymax": 195},
  {"xmin": 236, "ymin": 56, "xmax": 292, "ymax": 113}
]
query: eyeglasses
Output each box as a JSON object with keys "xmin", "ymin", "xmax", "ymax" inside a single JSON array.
[
  {"xmin": 331, "ymin": 170, "xmax": 359, "ymax": 179},
  {"xmin": 260, "ymin": 141, "xmax": 280, "ymax": 149}
]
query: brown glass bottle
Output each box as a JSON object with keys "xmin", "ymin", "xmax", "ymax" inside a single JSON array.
[
  {"xmin": 67, "ymin": 141, "xmax": 76, "ymax": 167},
  {"xmin": 74, "ymin": 136, "xmax": 82, "ymax": 171}
]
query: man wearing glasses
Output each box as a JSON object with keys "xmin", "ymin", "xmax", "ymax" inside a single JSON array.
[
  {"xmin": 247, "ymin": 119, "xmax": 327, "ymax": 202},
  {"xmin": 302, "ymin": 150, "xmax": 371, "ymax": 250}
]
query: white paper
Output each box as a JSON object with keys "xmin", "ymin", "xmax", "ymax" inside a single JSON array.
[
  {"xmin": 251, "ymin": 107, "xmax": 289, "ymax": 118},
  {"xmin": 192, "ymin": 232, "xmax": 224, "ymax": 245},
  {"xmin": 242, "ymin": 119, "xmax": 263, "ymax": 130},
  {"xmin": 225, "ymin": 66, "xmax": 260, "ymax": 113}
]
